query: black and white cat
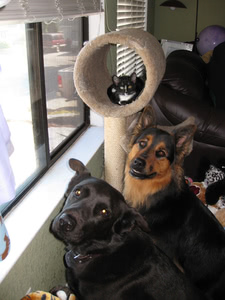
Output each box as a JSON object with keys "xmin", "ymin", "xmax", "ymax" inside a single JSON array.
[{"xmin": 107, "ymin": 72, "xmax": 145, "ymax": 105}]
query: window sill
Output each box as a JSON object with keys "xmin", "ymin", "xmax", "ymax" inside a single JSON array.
[{"xmin": 0, "ymin": 126, "xmax": 104, "ymax": 283}]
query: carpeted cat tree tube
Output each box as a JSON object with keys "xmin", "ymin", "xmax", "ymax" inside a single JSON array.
[{"xmin": 74, "ymin": 28, "xmax": 165, "ymax": 192}]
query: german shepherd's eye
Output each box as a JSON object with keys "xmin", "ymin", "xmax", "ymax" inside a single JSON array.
[
  {"xmin": 138, "ymin": 140, "xmax": 147, "ymax": 149},
  {"xmin": 156, "ymin": 150, "xmax": 166, "ymax": 158}
]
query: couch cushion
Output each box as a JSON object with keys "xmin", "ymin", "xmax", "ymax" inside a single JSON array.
[
  {"xmin": 162, "ymin": 50, "xmax": 208, "ymax": 101},
  {"xmin": 207, "ymin": 42, "xmax": 225, "ymax": 110},
  {"xmin": 152, "ymin": 85, "xmax": 225, "ymax": 148}
]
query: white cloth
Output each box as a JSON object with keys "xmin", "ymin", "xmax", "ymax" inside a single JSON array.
[{"xmin": 0, "ymin": 105, "xmax": 15, "ymax": 204}]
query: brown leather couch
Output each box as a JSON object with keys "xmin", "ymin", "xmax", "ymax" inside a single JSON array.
[{"xmin": 151, "ymin": 46, "xmax": 225, "ymax": 181}]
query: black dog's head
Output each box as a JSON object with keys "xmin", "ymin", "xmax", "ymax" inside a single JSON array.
[
  {"xmin": 51, "ymin": 159, "xmax": 149, "ymax": 262},
  {"xmin": 124, "ymin": 105, "xmax": 197, "ymax": 207}
]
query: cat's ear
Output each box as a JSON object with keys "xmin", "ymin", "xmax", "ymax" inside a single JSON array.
[
  {"xmin": 112, "ymin": 75, "xmax": 120, "ymax": 86},
  {"xmin": 131, "ymin": 72, "xmax": 137, "ymax": 83}
]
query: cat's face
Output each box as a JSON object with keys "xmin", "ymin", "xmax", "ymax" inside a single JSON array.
[
  {"xmin": 112, "ymin": 73, "xmax": 137, "ymax": 97},
  {"xmin": 107, "ymin": 72, "xmax": 144, "ymax": 105}
]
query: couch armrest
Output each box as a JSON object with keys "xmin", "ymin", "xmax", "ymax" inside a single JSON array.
[{"xmin": 152, "ymin": 85, "xmax": 225, "ymax": 148}]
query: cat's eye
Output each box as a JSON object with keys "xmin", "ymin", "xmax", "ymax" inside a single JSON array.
[
  {"xmin": 139, "ymin": 140, "xmax": 147, "ymax": 149},
  {"xmin": 156, "ymin": 150, "xmax": 166, "ymax": 158},
  {"xmin": 128, "ymin": 85, "xmax": 132, "ymax": 89}
]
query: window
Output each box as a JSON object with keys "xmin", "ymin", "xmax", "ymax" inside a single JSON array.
[
  {"xmin": 0, "ymin": 19, "xmax": 88, "ymax": 215},
  {"xmin": 116, "ymin": 0, "xmax": 147, "ymax": 76},
  {"xmin": 0, "ymin": 0, "xmax": 102, "ymax": 215}
]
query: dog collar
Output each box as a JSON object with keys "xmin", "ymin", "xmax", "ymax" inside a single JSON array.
[
  {"xmin": 72, "ymin": 252, "xmax": 101, "ymax": 264},
  {"xmin": 73, "ymin": 253, "xmax": 93, "ymax": 264}
]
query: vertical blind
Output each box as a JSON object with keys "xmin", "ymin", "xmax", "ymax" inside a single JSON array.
[
  {"xmin": 116, "ymin": 0, "xmax": 147, "ymax": 76},
  {"xmin": 0, "ymin": 0, "xmax": 102, "ymax": 23}
]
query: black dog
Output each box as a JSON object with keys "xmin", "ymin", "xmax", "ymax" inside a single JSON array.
[
  {"xmin": 124, "ymin": 105, "xmax": 225, "ymax": 300},
  {"xmin": 51, "ymin": 158, "xmax": 208, "ymax": 300}
]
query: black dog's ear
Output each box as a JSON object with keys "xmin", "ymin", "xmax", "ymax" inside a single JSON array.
[
  {"xmin": 65, "ymin": 159, "xmax": 91, "ymax": 197},
  {"xmin": 113, "ymin": 209, "xmax": 150, "ymax": 235},
  {"xmin": 69, "ymin": 158, "xmax": 90, "ymax": 175}
]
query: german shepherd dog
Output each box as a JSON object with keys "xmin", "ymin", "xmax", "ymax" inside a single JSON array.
[
  {"xmin": 123, "ymin": 105, "xmax": 225, "ymax": 300},
  {"xmin": 51, "ymin": 159, "xmax": 208, "ymax": 300}
]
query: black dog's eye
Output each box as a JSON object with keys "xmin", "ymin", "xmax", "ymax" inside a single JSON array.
[
  {"xmin": 156, "ymin": 150, "xmax": 166, "ymax": 158},
  {"xmin": 139, "ymin": 140, "xmax": 147, "ymax": 149},
  {"xmin": 74, "ymin": 189, "xmax": 81, "ymax": 197},
  {"xmin": 100, "ymin": 209, "xmax": 110, "ymax": 217}
]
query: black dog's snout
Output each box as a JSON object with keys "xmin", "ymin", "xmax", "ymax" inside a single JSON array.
[
  {"xmin": 133, "ymin": 158, "xmax": 146, "ymax": 170},
  {"xmin": 59, "ymin": 213, "xmax": 76, "ymax": 232}
]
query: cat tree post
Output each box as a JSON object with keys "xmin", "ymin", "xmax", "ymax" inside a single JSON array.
[
  {"xmin": 104, "ymin": 117, "xmax": 126, "ymax": 192},
  {"xmin": 74, "ymin": 29, "xmax": 165, "ymax": 192}
]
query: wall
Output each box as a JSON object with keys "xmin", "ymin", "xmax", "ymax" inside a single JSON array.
[
  {"xmin": 0, "ymin": 144, "xmax": 104, "ymax": 300},
  {"xmin": 104, "ymin": 0, "xmax": 117, "ymax": 75},
  {"xmin": 147, "ymin": 0, "xmax": 155, "ymax": 34},
  {"xmin": 104, "ymin": 0, "xmax": 117, "ymax": 32},
  {"xmin": 154, "ymin": 0, "xmax": 225, "ymax": 42}
]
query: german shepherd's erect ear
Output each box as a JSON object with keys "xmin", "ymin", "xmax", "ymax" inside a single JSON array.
[
  {"xmin": 129, "ymin": 105, "xmax": 156, "ymax": 146},
  {"xmin": 171, "ymin": 117, "xmax": 197, "ymax": 162},
  {"xmin": 156, "ymin": 116, "xmax": 197, "ymax": 164},
  {"xmin": 121, "ymin": 105, "xmax": 156, "ymax": 153}
]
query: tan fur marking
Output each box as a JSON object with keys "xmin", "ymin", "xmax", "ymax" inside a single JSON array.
[{"xmin": 124, "ymin": 145, "xmax": 172, "ymax": 208}]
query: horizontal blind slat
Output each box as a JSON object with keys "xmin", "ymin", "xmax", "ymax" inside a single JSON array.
[
  {"xmin": 0, "ymin": 0, "xmax": 101, "ymax": 23},
  {"xmin": 118, "ymin": 0, "xmax": 145, "ymax": 5},
  {"xmin": 117, "ymin": 53, "xmax": 136, "ymax": 64}
]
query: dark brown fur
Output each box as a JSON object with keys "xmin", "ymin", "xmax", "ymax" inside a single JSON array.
[{"xmin": 123, "ymin": 105, "xmax": 225, "ymax": 300}]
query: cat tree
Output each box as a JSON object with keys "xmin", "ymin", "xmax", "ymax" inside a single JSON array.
[{"xmin": 74, "ymin": 28, "xmax": 165, "ymax": 192}]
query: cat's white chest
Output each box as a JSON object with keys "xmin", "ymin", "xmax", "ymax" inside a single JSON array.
[{"xmin": 119, "ymin": 92, "xmax": 136, "ymax": 102}]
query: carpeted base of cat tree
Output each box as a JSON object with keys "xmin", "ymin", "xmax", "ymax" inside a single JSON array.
[{"xmin": 74, "ymin": 29, "xmax": 165, "ymax": 192}]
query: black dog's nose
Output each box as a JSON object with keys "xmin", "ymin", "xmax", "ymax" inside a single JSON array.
[
  {"xmin": 59, "ymin": 213, "xmax": 76, "ymax": 232},
  {"xmin": 133, "ymin": 158, "xmax": 146, "ymax": 170}
]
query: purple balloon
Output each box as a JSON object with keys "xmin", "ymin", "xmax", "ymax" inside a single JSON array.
[{"xmin": 197, "ymin": 25, "xmax": 225, "ymax": 55}]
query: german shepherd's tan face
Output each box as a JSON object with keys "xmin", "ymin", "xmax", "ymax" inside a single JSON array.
[{"xmin": 123, "ymin": 106, "xmax": 196, "ymax": 208}]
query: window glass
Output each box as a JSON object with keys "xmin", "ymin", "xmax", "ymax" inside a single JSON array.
[
  {"xmin": 0, "ymin": 24, "xmax": 46, "ymax": 191},
  {"xmin": 42, "ymin": 18, "xmax": 85, "ymax": 153},
  {"xmin": 0, "ymin": 19, "xmax": 88, "ymax": 214}
]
